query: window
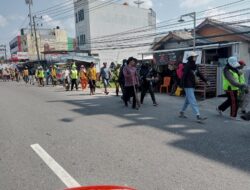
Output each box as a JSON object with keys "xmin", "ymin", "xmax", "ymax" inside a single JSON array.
[
  {"xmin": 78, "ymin": 9, "xmax": 84, "ymax": 22},
  {"xmin": 75, "ymin": 13, "xmax": 78, "ymax": 23},
  {"xmin": 80, "ymin": 34, "xmax": 85, "ymax": 45}
]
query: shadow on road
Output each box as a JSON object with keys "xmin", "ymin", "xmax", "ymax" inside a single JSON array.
[{"xmin": 48, "ymin": 95, "xmax": 250, "ymax": 174}]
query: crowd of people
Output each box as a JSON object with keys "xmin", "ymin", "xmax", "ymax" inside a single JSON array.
[{"xmin": 1, "ymin": 53, "xmax": 250, "ymax": 122}]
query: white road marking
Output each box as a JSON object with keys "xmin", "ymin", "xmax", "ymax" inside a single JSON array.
[{"xmin": 31, "ymin": 143, "xmax": 81, "ymax": 188}]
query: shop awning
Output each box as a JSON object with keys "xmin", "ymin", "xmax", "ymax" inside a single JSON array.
[{"xmin": 140, "ymin": 42, "xmax": 241, "ymax": 56}]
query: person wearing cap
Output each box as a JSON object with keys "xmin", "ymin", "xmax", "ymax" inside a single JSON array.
[
  {"xmin": 87, "ymin": 62, "xmax": 97, "ymax": 95},
  {"xmin": 123, "ymin": 57, "xmax": 140, "ymax": 109},
  {"xmin": 238, "ymin": 60, "xmax": 249, "ymax": 115},
  {"xmin": 79, "ymin": 65, "xmax": 88, "ymax": 91},
  {"xmin": 217, "ymin": 56, "xmax": 248, "ymax": 120},
  {"xmin": 70, "ymin": 63, "xmax": 78, "ymax": 91},
  {"xmin": 179, "ymin": 51, "xmax": 209, "ymax": 122}
]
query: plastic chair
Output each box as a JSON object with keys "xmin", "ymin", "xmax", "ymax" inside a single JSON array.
[
  {"xmin": 65, "ymin": 185, "xmax": 136, "ymax": 190},
  {"xmin": 160, "ymin": 77, "xmax": 171, "ymax": 93}
]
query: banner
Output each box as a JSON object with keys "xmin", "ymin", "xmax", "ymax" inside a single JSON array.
[
  {"xmin": 153, "ymin": 51, "xmax": 183, "ymax": 65},
  {"xmin": 182, "ymin": 50, "xmax": 202, "ymax": 64}
]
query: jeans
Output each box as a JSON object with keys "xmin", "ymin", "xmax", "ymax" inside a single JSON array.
[{"xmin": 181, "ymin": 88, "xmax": 200, "ymax": 116}]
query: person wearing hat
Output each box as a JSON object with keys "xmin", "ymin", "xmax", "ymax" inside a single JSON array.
[
  {"xmin": 79, "ymin": 65, "xmax": 88, "ymax": 91},
  {"xmin": 87, "ymin": 62, "xmax": 97, "ymax": 95},
  {"xmin": 70, "ymin": 63, "xmax": 78, "ymax": 91},
  {"xmin": 179, "ymin": 51, "xmax": 209, "ymax": 122},
  {"xmin": 217, "ymin": 56, "xmax": 248, "ymax": 120}
]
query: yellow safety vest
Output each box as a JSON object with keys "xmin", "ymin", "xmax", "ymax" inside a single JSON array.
[
  {"xmin": 223, "ymin": 70, "xmax": 240, "ymax": 91},
  {"xmin": 71, "ymin": 69, "xmax": 78, "ymax": 79}
]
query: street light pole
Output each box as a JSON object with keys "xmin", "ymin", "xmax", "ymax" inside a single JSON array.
[{"xmin": 179, "ymin": 12, "xmax": 196, "ymax": 51}]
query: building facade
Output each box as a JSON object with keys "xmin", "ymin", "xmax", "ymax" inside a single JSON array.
[
  {"xmin": 74, "ymin": 0, "xmax": 156, "ymax": 66},
  {"xmin": 9, "ymin": 27, "xmax": 74, "ymax": 61}
]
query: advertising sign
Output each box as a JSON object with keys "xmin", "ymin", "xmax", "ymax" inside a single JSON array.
[{"xmin": 17, "ymin": 52, "xmax": 29, "ymax": 60}]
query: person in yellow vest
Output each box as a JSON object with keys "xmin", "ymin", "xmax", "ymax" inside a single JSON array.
[
  {"xmin": 217, "ymin": 57, "xmax": 248, "ymax": 120},
  {"xmin": 87, "ymin": 62, "xmax": 97, "ymax": 95},
  {"xmin": 37, "ymin": 66, "xmax": 45, "ymax": 87},
  {"xmin": 70, "ymin": 63, "xmax": 78, "ymax": 91},
  {"xmin": 23, "ymin": 66, "xmax": 29, "ymax": 84},
  {"xmin": 51, "ymin": 65, "xmax": 57, "ymax": 86},
  {"xmin": 79, "ymin": 65, "xmax": 88, "ymax": 91}
]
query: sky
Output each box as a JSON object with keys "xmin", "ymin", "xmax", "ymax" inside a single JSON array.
[{"xmin": 0, "ymin": 0, "xmax": 249, "ymax": 55}]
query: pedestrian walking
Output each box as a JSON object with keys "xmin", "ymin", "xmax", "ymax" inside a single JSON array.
[
  {"xmin": 238, "ymin": 60, "xmax": 250, "ymax": 114},
  {"xmin": 15, "ymin": 68, "xmax": 19, "ymax": 82},
  {"xmin": 46, "ymin": 66, "xmax": 52, "ymax": 85},
  {"xmin": 179, "ymin": 52, "xmax": 209, "ymax": 122},
  {"xmin": 51, "ymin": 65, "xmax": 57, "ymax": 86},
  {"xmin": 70, "ymin": 63, "xmax": 78, "ymax": 91},
  {"xmin": 63, "ymin": 66, "xmax": 71, "ymax": 91},
  {"xmin": 123, "ymin": 57, "xmax": 140, "ymax": 109},
  {"xmin": 100, "ymin": 62, "xmax": 112, "ymax": 95},
  {"xmin": 118, "ymin": 59, "xmax": 127, "ymax": 99},
  {"xmin": 23, "ymin": 67, "xmax": 29, "ymax": 84},
  {"xmin": 111, "ymin": 63, "xmax": 121, "ymax": 96},
  {"xmin": 37, "ymin": 66, "xmax": 45, "ymax": 87},
  {"xmin": 217, "ymin": 56, "xmax": 248, "ymax": 120},
  {"xmin": 79, "ymin": 65, "xmax": 88, "ymax": 91},
  {"xmin": 140, "ymin": 62, "xmax": 158, "ymax": 106},
  {"xmin": 87, "ymin": 62, "xmax": 97, "ymax": 95},
  {"xmin": 29, "ymin": 67, "xmax": 36, "ymax": 85}
]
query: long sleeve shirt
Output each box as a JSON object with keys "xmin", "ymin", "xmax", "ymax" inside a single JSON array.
[{"xmin": 123, "ymin": 66, "xmax": 139, "ymax": 87}]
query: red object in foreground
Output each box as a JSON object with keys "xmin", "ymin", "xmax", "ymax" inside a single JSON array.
[{"xmin": 65, "ymin": 185, "xmax": 136, "ymax": 190}]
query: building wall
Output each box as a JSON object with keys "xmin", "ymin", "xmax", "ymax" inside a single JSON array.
[
  {"xmin": 10, "ymin": 29, "xmax": 70, "ymax": 60},
  {"xmin": 239, "ymin": 43, "xmax": 250, "ymax": 66},
  {"xmin": 74, "ymin": 0, "xmax": 156, "ymax": 65},
  {"xmin": 197, "ymin": 26, "xmax": 244, "ymax": 42}
]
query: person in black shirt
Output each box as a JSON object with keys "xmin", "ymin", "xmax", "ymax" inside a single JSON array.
[{"xmin": 140, "ymin": 63, "xmax": 158, "ymax": 106}]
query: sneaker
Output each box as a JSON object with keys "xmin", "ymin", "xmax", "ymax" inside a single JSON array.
[
  {"xmin": 197, "ymin": 115, "xmax": 207, "ymax": 121},
  {"xmin": 216, "ymin": 108, "xmax": 223, "ymax": 116},
  {"xmin": 153, "ymin": 102, "xmax": 158, "ymax": 106},
  {"xmin": 241, "ymin": 110, "xmax": 247, "ymax": 115},
  {"xmin": 230, "ymin": 117, "xmax": 242, "ymax": 121},
  {"xmin": 179, "ymin": 112, "xmax": 187, "ymax": 118}
]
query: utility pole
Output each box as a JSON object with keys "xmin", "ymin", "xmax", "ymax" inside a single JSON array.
[
  {"xmin": 134, "ymin": 0, "xmax": 144, "ymax": 8},
  {"xmin": 4, "ymin": 45, "xmax": 7, "ymax": 62},
  {"xmin": 0, "ymin": 45, "xmax": 7, "ymax": 63},
  {"xmin": 33, "ymin": 16, "xmax": 40, "ymax": 61},
  {"xmin": 25, "ymin": 0, "xmax": 33, "ymax": 36}
]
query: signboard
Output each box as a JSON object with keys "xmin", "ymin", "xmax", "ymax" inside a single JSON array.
[
  {"xmin": 182, "ymin": 51, "xmax": 202, "ymax": 64},
  {"xmin": 154, "ymin": 51, "xmax": 183, "ymax": 65},
  {"xmin": 17, "ymin": 52, "xmax": 29, "ymax": 60}
]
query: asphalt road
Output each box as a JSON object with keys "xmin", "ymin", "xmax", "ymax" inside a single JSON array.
[{"xmin": 0, "ymin": 81, "xmax": 250, "ymax": 190}]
